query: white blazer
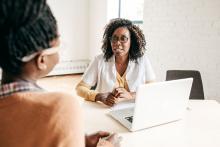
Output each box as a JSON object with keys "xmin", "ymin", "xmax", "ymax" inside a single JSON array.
[{"xmin": 82, "ymin": 54, "xmax": 156, "ymax": 93}]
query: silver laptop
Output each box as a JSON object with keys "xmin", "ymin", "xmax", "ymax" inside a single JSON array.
[{"xmin": 108, "ymin": 78, "xmax": 193, "ymax": 131}]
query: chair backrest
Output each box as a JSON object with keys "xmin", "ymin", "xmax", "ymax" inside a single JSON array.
[{"xmin": 166, "ymin": 70, "xmax": 204, "ymax": 99}]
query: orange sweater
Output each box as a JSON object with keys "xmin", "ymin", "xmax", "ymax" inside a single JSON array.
[{"xmin": 0, "ymin": 91, "xmax": 84, "ymax": 147}]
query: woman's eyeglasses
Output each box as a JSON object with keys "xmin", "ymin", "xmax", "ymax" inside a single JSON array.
[{"xmin": 110, "ymin": 35, "xmax": 129, "ymax": 44}]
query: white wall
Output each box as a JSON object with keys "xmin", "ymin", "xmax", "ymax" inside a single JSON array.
[
  {"xmin": 48, "ymin": 0, "xmax": 89, "ymax": 61},
  {"xmin": 48, "ymin": 0, "xmax": 110, "ymax": 61},
  {"xmin": 143, "ymin": 0, "xmax": 220, "ymax": 101},
  {"xmin": 0, "ymin": 0, "xmax": 90, "ymax": 78},
  {"xmin": 88, "ymin": 0, "xmax": 108, "ymax": 59},
  {"xmin": 89, "ymin": 0, "xmax": 124, "ymax": 59}
]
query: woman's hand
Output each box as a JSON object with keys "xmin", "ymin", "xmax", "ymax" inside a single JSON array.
[
  {"xmin": 97, "ymin": 133, "xmax": 122, "ymax": 147},
  {"xmin": 95, "ymin": 93, "xmax": 117, "ymax": 107},
  {"xmin": 85, "ymin": 131, "xmax": 110, "ymax": 147},
  {"xmin": 112, "ymin": 87, "xmax": 134, "ymax": 100}
]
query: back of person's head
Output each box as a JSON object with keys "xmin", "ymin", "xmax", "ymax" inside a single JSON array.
[{"xmin": 0, "ymin": 0, "xmax": 58, "ymax": 75}]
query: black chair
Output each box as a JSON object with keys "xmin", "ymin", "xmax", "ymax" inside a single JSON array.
[{"xmin": 166, "ymin": 70, "xmax": 204, "ymax": 100}]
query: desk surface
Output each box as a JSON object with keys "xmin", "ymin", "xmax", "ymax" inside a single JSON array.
[
  {"xmin": 37, "ymin": 76, "xmax": 220, "ymax": 147},
  {"xmin": 82, "ymin": 100, "xmax": 220, "ymax": 147}
]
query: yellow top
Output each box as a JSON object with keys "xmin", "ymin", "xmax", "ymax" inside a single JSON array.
[
  {"xmin": 76, "ymin": 72, "xmax": 129, "ymax": 101},
  {"xmin": 115, "ymin": 72, "xmax": 129, "ymax": 91}
]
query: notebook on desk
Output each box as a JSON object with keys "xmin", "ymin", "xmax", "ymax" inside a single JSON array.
[{"xmin": 108, "ymin": 78, "xmax": 193, "ymax": 132}]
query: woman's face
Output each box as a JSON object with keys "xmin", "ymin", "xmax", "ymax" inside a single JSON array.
[{"xmin": 110, "ymin": 27, "xmax": 131, "ymax": 58}]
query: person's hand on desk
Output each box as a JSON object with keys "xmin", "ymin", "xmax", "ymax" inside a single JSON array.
[
  {"xmin": 95, "ymin": 92, "xmax": 117, "ymax": 107},
  {"xmin": 97, "ymin": 133, "xmax": 122, "ymax": 147},
  {"xmin": 95, "ymin": 88, "xmax": 135, "ymax": 107},
  {"xmin": 85, "ymin": 131, "xmax": 122, "ymax": 147},
  {"xmin": 85, "ymin": 131, "xmax": 109, "ymax": 147},
  {"xmin": 112, "ymin": 87, "xmax": 135, "ymax": 102}
]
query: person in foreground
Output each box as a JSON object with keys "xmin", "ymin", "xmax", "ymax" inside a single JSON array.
[
  {"xmin": 0, "ymin": 0, "xmax": 120, "ymax": 147},
  {"xmin": 76, "ymin": 18, "xmax": 156, "ymax": 107}
]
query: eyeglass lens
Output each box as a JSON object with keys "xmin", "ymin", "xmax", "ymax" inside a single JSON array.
[{"xmin": 110, "ymin": 35, "xmax": 129, "ymax": 43}]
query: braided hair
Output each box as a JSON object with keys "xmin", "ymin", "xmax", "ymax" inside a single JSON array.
[
  {"xmin": 101, "ymin": 18, "xmax": 146, "ymax": 63},
  {"xmin": 0, "ymin": 0, "xmax": 58, "ymax": 75}
]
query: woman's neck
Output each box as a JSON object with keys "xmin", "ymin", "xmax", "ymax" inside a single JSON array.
[
  {"xmin": 1, "ymin": 71, "xmax": 37, "ymax": 85},
  {"xmin": 115, "ymin": 54, "xmax": 129, "ymax": 65},
  {"xmin": 115, "ymin": 54, "xmax": 129, "ymax": 76}
]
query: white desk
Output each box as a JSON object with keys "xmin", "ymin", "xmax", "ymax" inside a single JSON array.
[{"xmin": 82, "ymin": 100, "xmax": 220, "ymax": 147}]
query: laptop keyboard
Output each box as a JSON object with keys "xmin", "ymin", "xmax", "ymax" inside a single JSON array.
[{"xmin": 125, "ymin": 116, "xmax": 133, "ymax": 123}]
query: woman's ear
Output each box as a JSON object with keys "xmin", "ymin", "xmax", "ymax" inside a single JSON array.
[{"xmin": 36, "ymin": 54, "xmax": 47, "ymax": 70}]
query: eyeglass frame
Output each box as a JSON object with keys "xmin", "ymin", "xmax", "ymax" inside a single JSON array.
[{"xmin": 109, "ymin": 35, "xmax": 130, "ymax": 44}]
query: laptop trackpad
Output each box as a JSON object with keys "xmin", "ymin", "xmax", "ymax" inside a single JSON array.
[{"xmin": 110, "ymin": 108, "xmax": 134, "ymax": 122}]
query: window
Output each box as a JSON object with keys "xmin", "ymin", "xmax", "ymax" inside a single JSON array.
[{"xmin": 107, "ymin": 0, "xmax": 144, "ymax": 27}]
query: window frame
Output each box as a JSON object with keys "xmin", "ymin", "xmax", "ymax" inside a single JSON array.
[{"xmin": 118, "ymin": 0, "xmax": 144, "ymax": 25}]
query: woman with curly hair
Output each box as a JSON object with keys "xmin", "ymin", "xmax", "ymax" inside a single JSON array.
[{"xmin": 76, "ymin": 18, "xmax": 156, "ymax": 107}]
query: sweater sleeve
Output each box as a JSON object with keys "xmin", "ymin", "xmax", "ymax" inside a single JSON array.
[{"xmin": 75, "ymin": 80, "xmax": 98, "ymax": 101}]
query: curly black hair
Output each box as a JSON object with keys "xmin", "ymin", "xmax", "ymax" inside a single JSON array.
[
  {"xmin": 101, "ymin": 18, "xmax": 146, "ymax": 62},
  {"xmin": 0, "ymin": 0, "xmax": 58, "ymax": 75}
]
